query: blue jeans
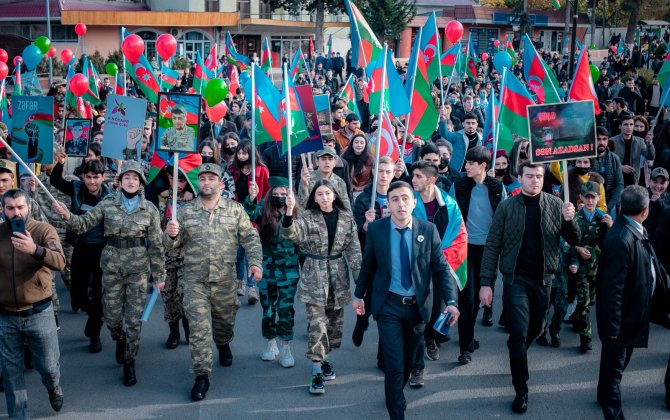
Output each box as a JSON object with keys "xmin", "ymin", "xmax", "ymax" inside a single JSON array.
[{"xmin": 0, "ymin": 304, "xmax": 61, "ymax": 419}]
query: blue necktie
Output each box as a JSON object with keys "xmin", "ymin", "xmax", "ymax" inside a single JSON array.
[{"xmin": 397, "ymin": 227, "xmax": 412, "ymax": 291}]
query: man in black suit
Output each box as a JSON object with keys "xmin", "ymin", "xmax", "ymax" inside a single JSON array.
[
  {"xmin": 597, "ymin": 185, "xmax": 669, "ymax": 419},
  {"xmin": 352, "ymin": 181, "xmax": 460, "ymax": 420}
]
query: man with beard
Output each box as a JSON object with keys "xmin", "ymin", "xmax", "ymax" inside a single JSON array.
[
  {"xmin": 610, "ymin": 113, "xmax": 654, "ymax": 187},
  {"xmin": 594, "ymin": 126, "xmax": 624, "ymax": 214},
  {"xmin": 439, "ymin": 113, "xmax": 483, "ymax": 172},
  {"xmin": 164, "ymin": 163, "xmax": 262, "ymax": 401}
]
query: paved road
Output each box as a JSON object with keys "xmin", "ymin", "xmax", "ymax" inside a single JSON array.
[{"xmin": 4, "ymin": 276, "xmax": 670, "ymax": 420}]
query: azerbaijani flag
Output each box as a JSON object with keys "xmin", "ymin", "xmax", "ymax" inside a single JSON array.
[
  {"xmin": 229, "ymin": 65, "xmax": 240, "ymax": 96},
  {"xmin": 421, "ymin": 11, "xmax": 442, "ymax": 83},
  {"xmin": 326, "ymin": 34, "xmax": 333, "ymax": 58},
  {"xmin": 260, "ymin": 37, "xmax": 272, "ymax": 77},
  {"xmin": 498, "ymin": 69, "xmax": 536, "ymax": 152},
  {"xmin": 440, "ymin": 44, "xmax": 461, "ymax": 79},
  {"xmin": 160, "ymin": 65, "xmax": 179, "ymax": 90},
  {"xmin": 192, "ymin": 51, "xmax": 209, "ymax": 94},
  {"xmin": 655, "ymin": 52, "xmax": 670, "ymax": 105},
  {"xmin": 203, "ymin": 44, "xmax": 219, "ymax": 77},
  {"xmin": 13, "ymin": 63, "xmax": 22, "ymax": 96},
  {"xmin": 522, "ymin": 34, "xmax": 561, "ymax": 104},
  {"xmin": 122, "ymin": 28, "xmax": 160, "ymax": 103},
  {"xmin": 482, "ymin": 87, "xmax": 499, "ymax": 152},
  {"xmin": 148, "ymin": 151, "xmax": 202, "ymax": 197},
  {"xmin": 242, "ymin": 64, "xmax": 283, "ymax": 144},
  {"xmin": 366, "ymin": 49, "xmax": 411, "ymax": 117},
  {"xmin": 281, "ymin": 71, "xmax": 309, "ymax": 154},
  {"xmin": 344, "ymin": 0, "xmax": 383, "ymax": 68},
  {"xmin": 406, "ymin": 53, "xmax": 438, "ymax": 140},
  {"xmin": 552, "ymin": 0, "xmax": 561, "ymax": 10},
  {"xmin": 0, "ymin": 81, "xmax": 11, "ymax": 134},
  {"xmin": 338, "ymin": 74, "xmax": 361, "ymax": 120},
  {"xmin": 224, "ymin": 32, "xmax": 250, "ymax": 70},
  {"xmin": 289, "ymin": 49, "xmax": 308, "ymax": 81},
  {"xmin": 369, "ymin": 111, "xmax": 400, "ymax": 162},
  {"xmin": 567, "ymin": 47, "xmax": 600, "ymax": 115},
  {"xmin": 464, "ymin": 34, "xmax": 478, "ymax": 79},
  {"xmin": 115, "ymin": 72, "xmax": 125, "ymax": 95},
  {"xmin": 413, "ymin": 188, "xmax": 468, "ymax": 291},
  {"xmin": 81, "ymin": 55, "xmax": 101, "ymax": 105}
]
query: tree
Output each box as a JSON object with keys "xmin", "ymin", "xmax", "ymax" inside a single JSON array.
[{"xmin": 354, "ymin": 0, "xmax": 416, "ymax": 43}]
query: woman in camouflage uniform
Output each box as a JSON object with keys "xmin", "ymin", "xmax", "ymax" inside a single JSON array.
[
  {"xmin": 244, "ymin": 176, "xmax": 300, "ymax": 368},
  {"xmin": 282, "ymin": 179, "xmax": 361, "ymax": 395},
  {"xmin": 53, "ymin": 160, "xmax": 165, "ymax": 388}
]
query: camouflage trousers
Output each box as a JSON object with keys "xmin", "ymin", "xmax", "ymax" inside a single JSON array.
[
  {"xmin": 102, "ymin": 271, "xmax": 148, "ymax": 362},
  {"xmin": 546, "ymin": 268, "xmax": 570, "ymax": 336},
  {"xmin": 258, "ymin": 267, "xmax": 299, "ymax": 341},
  {"xmin": 184, "ymin": 279, "xmax": 240, "ymax": 375},
  {"xmin": 573, "ymin": 261, "xmax": 597, "ymax": 338},
  {"xmin": 56, "ymin": 227, "xmax": 73, "ymax": 288},
  {"xmin": 161, "ymin": 267, "xmax": 185, "ymax": 323},
  {"xmin": 305, "ymin": 288, "xmax": 343, "ymax": 362}
]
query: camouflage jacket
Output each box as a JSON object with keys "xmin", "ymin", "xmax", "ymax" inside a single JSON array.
[
  {"xmin": 33, "ymin": 172, "xmax": 71, "ymax": 228},
  {"xmin": 158, "ymin": 189, "xmax": 194, "ymax": 269},
  {"xmin": 574, "ymin": 208, "xmax": 609, "ymax": 261},
  {"xmin": 66, "ymin": 191, "xmax": 165, "ymax": 277},
  {"xmin": 281, "ymin": 209, "xmax": 361, "ymax": 308},
  {"xmin": 163, "ymin": 196, "xmax": 262, "ymax": 283},
  {"xmin": 298, "ymin": 172, "xmax": 351, "ymax": 211}
]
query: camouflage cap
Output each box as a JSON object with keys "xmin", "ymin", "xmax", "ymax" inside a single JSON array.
[
  {"xmin": 172, "ymin": 104, "xmax": 186, "ymax": 115},
  {"xmin": 651, "ymin": 167, "xmax": 669, "ymax": 181},
  {"xmin": 198, "ymin": 163, "xmax": 222, "ymax": 178},
  {"xmin": 119, "ymin": 160, "xmax": 147, "ymax": 185},
  {"xmin": 0, "ymin": 159, "xmax": 15, "ymax": 175},
  {"xmin": 268, "ymin": 176, "xmax": 289, "ymax": 189},
  {"xmin": 315, "ymin": 146, "xmax": 337, "ymax": 158},
  {"xmin": 579, "ymin": 181, "xmax": 600, "ymax": 197}
]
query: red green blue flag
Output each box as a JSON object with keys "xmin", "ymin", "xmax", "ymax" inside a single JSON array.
[
  {"xmin": 280, "ymin": 73, "xmax": 309, "ymax": 154},
  {"xmin": 522, "ymin": 34, "xmax": 561, "ymax": 104},
  {"xmin": 224, "ymin": 32, "xmax": 250, "ymax": 70},
  {"xmin": 260, "ymin": 37, "xmax": 272, "ymax": 77},
  {"xmin": 148, "ymin": 151, "xmax": 202, "ymax": 196},
  {"xmin": 482, "ymin": 87, "xmax": 499, "ymax": 151},
  {"xmin": 498, "ymin": 69, "xmax": 536, "ymax": 152},
  {"xmin": 160, "ymin": 65, "xmax": 179, "ymax": 90},
  {"xmin": 242, "ymin": 64, "xmax": 283, "ymax": 144},
  {"xmin": 421, "ymin": 11, "xmax": 442, "ymax": 83},
  {"xmin": 567, "ymin": 48, "xmax": 600, "ymax": 115},
  {"xmin": 344, "ymin": 0, "xmax": 383, "ymax": 68},
  {"xmin": 339, "ymin": 74, "xmax": 361, "ymax": 120},
  {"xmin": 366, "ymin": 50, "xmax": 411, "ymax": 117},
  {"xmin": 406, "ymin": 52, "xmax": 438, "ymax": 140}
]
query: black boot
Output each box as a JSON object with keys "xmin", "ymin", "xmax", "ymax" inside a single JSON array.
[
  {"xmin": 182, "ymin": 318, "xmax": 190, "ymax": 344},
  {"xmin": 482, "ymin": 306, "xmax": 494, "ymax": 327},
  {"xmin": 579, "ymin": 335, "xmax": 592, "ymax": 353},
  {"xmin": 166, "ymin": 322, "xmax": 180, "ymax": 349},
  {"xmin": 89, "ymin": 336, "xmax": 102, "ymax": 353},
  {"xmin": 217, "ymin": 344, "xmax": 233, "ymax": 367},
  {"xmin": 191, "ymin": 374, "xmax": 210, "ymax": 401},
  {"xmin": 512, "ymin": 391, "xmax": 528, "ymax": 413},
  {"xmin": 115, "ymin": 338, "xmax": 126, "ymax": 365},
  {"xmin": 123, "ymin": 360, "xmax": 137, "ymax": 387}
]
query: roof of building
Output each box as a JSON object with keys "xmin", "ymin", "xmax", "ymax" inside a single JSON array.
[
  {"xmin": 60, "ymin": 0, "xmax": 149, "ymax": 12},
  {"xmin": 0, "ymin": 0, "xmax": 61, "ymax": 19},
  {"xmin": 0, "ymin": 0, "xmax": 148, "ymax": 20}
]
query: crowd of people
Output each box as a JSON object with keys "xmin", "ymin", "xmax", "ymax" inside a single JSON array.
[{"xmin": 0, "ymin": 31, "xmax": 670, "ymax": 420}]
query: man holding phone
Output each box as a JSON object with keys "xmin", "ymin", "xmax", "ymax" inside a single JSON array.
[{"xmin": 0, "ymin": 189, "xmax": 66, "ymax": 418}]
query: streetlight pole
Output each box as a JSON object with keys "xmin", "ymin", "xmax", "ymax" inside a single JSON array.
[
  {"xmin": 46, "ymin": 0, "xmax": 53, "ymax": 86},
  {"xmin": 602, "ymin": 0, "xmax": 606, "ymax": 50},
  {"xmin": 568, "ymin": 0, "xmax": 578, "ymax": 79}
]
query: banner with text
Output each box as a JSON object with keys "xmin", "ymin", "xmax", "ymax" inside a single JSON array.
[{"xmin": 102, "ymin": 94, "xmax": 148, "ymax": 160}]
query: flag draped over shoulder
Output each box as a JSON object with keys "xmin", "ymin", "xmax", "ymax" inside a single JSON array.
[
  {"xmin": 568, "ymin": 48, "xmax": 600, "ymax": 115},
  {"xmin": 366, "ymin": 50, "xmax": 411, "ymax": 117},
  {"xmin": 122, "ymin": 28, "xmax": 160, "ymax": 103},
  {"xmin": 522, "ymin": 35, "xmax": 561, "ymax": 104},
  {"xmin": 344, "ymin": 0, "xmax": 383, "ymax": 68},
  {"xmin": 498, "ymin": 70, "xmax": 536, "ymax": 153},
  {"xmin": 224, "ymin": 32, "xmax": 250, "ymax": 70},
  {"xmin": 242, "ymin": 65, "xmax": 283, "ymax": 145}
]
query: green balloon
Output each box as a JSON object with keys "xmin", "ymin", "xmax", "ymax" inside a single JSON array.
[
  {"xmin": 204, "ymin": 78, "xmax": 228, "ymax": 107},
  {"xmin": 34, "ymin": 36, "xmax": 51, "ymax": 55},
  {"xmin": 589, "ymin": 43, "xmax": 597, "ymax": 50},
  {"xmin": 590, "ymin": 64, "xmax": 601, "ymax": 83},
  {"xmin": 106, "ymin": 62, "xmax": 119, "ymax": 76}
]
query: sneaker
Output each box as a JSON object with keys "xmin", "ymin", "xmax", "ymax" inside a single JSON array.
[
  {"xmin": 247, "ymin": 285, "xmax": 259, "ymax": 305},
  {"xmin": 237, "ymin": 281, "xmax": 246, "ymax": 297},
  {"xmin": 408, "ymin": 369, "xmax": 424, "ymax": 388},
  {"xmin": 309, "ymin": 373, "xmax": 325, "ymax": 395},
  {"xmin": 278, "ymin": 343, "xmax": 295, "ymax": 368},
  {"xmin": 321, "ymin": 360, "xmax": 336, "ymax": 381},
  {"xmin": 261, "ymin": 340, "xmax": 279, "ymax": 361},
  {"xmin": 425, "ymin": 339, "xmax": 439, "ymax": 361},
  {"xmin": 458, "ymin": 351, "xmax": 472, "ymax": 365}
]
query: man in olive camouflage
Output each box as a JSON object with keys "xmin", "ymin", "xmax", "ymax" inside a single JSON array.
[
  {"xmin": 572, "ymin": 181, "xmax": 612, "ymax": 353},
  {"xmin": 53, "ymin": 160, "xmax": 165, "ymax": 387},
  {"xmin": 160, "ymin": 104, "xmax": 195, "ymax": 151},
  {"xmin": 164, "ymin": 163, "xmax": 263, "ymax": 402}
]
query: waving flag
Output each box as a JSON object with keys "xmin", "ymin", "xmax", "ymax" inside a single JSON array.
[
  {"xmin": 80, "ymin": 56, "xmax": 101, "ymax": 105},
  {"xmin": 260, "ymin": 37, "xmax": 272, "ymax": 77},
  {"xmin": 367, "ymin": 50, "xmax": 411, "ymax": 117},
  {"xmin": 281, "ymin": 74, "xmax": 309, "ymax": 154},
  {"xmin": 406, "ymin": 53, "xmax": 438, "ymax": 140},
  {"xmin": 192, "ymin": 51, "xmax": 209, "ymax": 94},
  {"xmin": 160, "ymin": 65, "xmax": 179, "ymax": 90},
  {"xmin": 242, "ymin": 65, "xmax": 283, "ymax": 144},
  {"xmin": 498, "ymin": 69, "xmax": 536, "ymax": 152},
  {"xmin": 115, "ymin": 72, "xmax": 125, "ymax": 95},
  {"xmin": 122, "ymin": 28, "xmax": 160, "ymax": 103},
  {"xmin": 289, "ymin": 49, "xmax": 309, "ymax": 81},
  {"xmin": 421, "ymin": 11, "xmax": 442, "ymax": 83},
  {"xmin": 339, "ymin": 74, "xmax": 361, "ymax": 120},
  {"xmin": 344, "ymin": 0, "xmax": 383, "ymax": 68},
  {"xmin": 568, "ymin": 48, "xmax": 600, "ymax": 115},
  {"xmin": 440, "ymin": 44, "xmax": 461, "ymax": 79},
  {"xmin": 482, "ymin": 88, "xmax": 499, "ymax": 151},
  {"xmin": 203, "ymin": 44, "xmax": 219, "ymax": 76},
  {"xmin": 464, "ymin": 34, "xmax": 478, "ymax": 79},
  {"xmin": 224, "ymin": 32, "xmax": 250, "ymax": 70},
  {"xmin": 148, "ymin": 151, "xmax": 202, "ymax": 196},
  {"xmin": 369, "ymin": 111, "xmax": 400, "ymax": 161},
  {"xmin": 13, "ymin": 61, "xmax": 22, "ymax": 96},
  {"xmin": 229, "ymin": 65, "xmax": 240, "ymax": 96},
  {"xmin": 326, "ymin": 34, "xmax": 333, "ymax": 59},
  {"xmin": 522, "ymin": 35, "xmax": 561, "ymax": 104}
]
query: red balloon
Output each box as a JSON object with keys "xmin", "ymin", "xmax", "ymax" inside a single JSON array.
[
  {"xmin": 47, "ymin": 46, "xmax": 57, "ymax": 58},
  {"xmin": 445, "ymin": 21, "xmax": 464, "ymax": 44},
  {"xmin": 206, "ymin": 101, "xmax": 228, "ymax": 123},
  {"xmin": 13, "ymin": 56, "xmax": 21, "ymax": 67},
  {"xmin": 494, "ymin": 40, "xmax": 501, "ymax": 48},
  {"xmin": 75, "ymin": 23, "xmax": 87, "ymax": 37},
  {"xmin": 0, "ymin": 62, "xmax": 8, "ymax": 80},
  {"xmin": 0, "ymin": 49, "xmax": 7, "ymax": 63},
  {"xmin": 610, "ymin": 45, "xmax": 617, "ymax": 52},
  {"xmin": 156, "ymin": 33, "xmax": 177, "ymax": 61},
  {"xmin": 60, "ymin": 48, "xmax": 73, "ymax": 64},
  {"xmin": 69, "ymin": 73, "xmax": 89, "ymax": 97},
  {"xmin": 481, "ymin": 53, "xmax": 489, "ymax": 61},
  {"xmin": 122, "ymin": 34, "xmax": 145, "ymax": 61}
]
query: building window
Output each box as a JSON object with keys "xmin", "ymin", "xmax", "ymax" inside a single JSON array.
[
  {"xmin": 205, "ymin": 1, "xmax": 219, "ymax": 12},
  {"xmin": 51, "ymin": 24, "xmax": 77, "ymax": 42},
  {"xmin": 177, "ymin": 31, "xmax": 212, "ymax": 63},
  {"xmin": 271, "ymin": 36, "xmax": 312, "ymax": 67},
  {"xmin": 136, "ymin": 30, "xmax": 159, "ymax": 62},
  {"xmin": 238, "ymin": 0, "xmax": 251, "ymax": 19},
  {"xmin": 469, "ymin": 27, "xmax": 499, "ymax": 54},
  {"xmin": 259, "ymin": 1, "xmax": 272, "ymax": 19}
]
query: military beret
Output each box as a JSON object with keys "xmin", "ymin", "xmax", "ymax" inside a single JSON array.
[
  {"xmin": 268, "ymin": 176, "xmax": 289, "ymax": 189},
  {"xmin": 579, "ymin": 181, "xmax": 600, "ymax": 197},
  {"xmin": 198, "ymin": 163, "xmax": 222, "ymax": 178}
]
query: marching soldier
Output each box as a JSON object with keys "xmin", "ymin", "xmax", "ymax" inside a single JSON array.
[
  {"xmin": 53, "ymin": 160, "xmax": 165, "ymax": 387},
  {"xmin": 164, "ymin": 163, "xmax": 262, "ymax": 402}
]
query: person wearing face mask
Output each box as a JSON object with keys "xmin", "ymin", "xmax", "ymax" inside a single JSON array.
[
  {"xmin": 550, "ymin": 158, "xmax": 608, "ymax": 212},
  {"xmin": 244, "ymin": 177, "xmax": 300, "ymax": 368},
  {"xmin": 493, "ymin": 151, "xmax": 522, "ymax": 196},
  {"xmin": 53, "ymin": 160, "xmax": 166, "ymax": 388},
  {"xmin": 0, "ymin": 189, "xmax": 66, "ymax": 418},
  {"xmin": 50, "ymin": 152, "xmax": 113, "ymax": 353},
  {"xmin": 220, "ymin": 133, "xmax": 240, "ymax": 169},
  {"xmin": 438, "ymin": 112, "xmax": 483, "ymax": 172},
  {"xmin": 198, "ymin": 139, "xmax": 235, "ymax": 200},
  {"xmin": 282, "ymin": 180, "xmax": 361, "ymax": 395}
]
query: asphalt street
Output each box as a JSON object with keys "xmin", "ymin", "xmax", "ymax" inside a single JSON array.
[{"xmin": 3, "ymin": 275, "xmax": 670, "ymax": 420}]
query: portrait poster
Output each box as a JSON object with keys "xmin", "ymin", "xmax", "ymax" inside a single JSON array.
[
  {"xmin": 293, "ymin": 84, "xmax": 324, "ymax": 155},
  {"xmin": 10, "ymin": 95, "xmax": 54, "ymax": 164},
  {"xmin": 527, "ymin": 100, "xmax": 597, "ymax": 164},
  {"xmin": 156, "ymin": 92, "xmax": 201, "ymax": 153},
  {"xmin": 102, "ymin": 94, "xmax": 148, "ymax": 160},
  {"xmin": 314, "ymin": 94, "xmax": 332, "ymax": 136},
  {"xmin": 64, "ymin": 118, "xmax": 92, "ymax": 157}
]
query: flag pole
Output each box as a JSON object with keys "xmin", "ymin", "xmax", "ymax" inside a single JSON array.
[
  {"xmin": 172, "ymin": 153, "xmax": 179, "ymax": 220},
  {"xmin": 251, "ymin": 63, "xmax": 257, "ymax": 185},
  {"xmin": 492, "ymin": 69, "xmax": 506, "ymax": 163},
  {"xmin": 283, "ymin": 62, "xmax": 293, "ymax": 191},
  {"xmin": 432, "ymin": 12, "xmax": 445, "ymax": 108},
  {"xmin": 370, "ymin": 42, "xmax": 388, "ymax": 211},
  {"xmin": 0, "ymin": 138, "xmax": 57, "ymax": 204},
  {"xmin": 121, "ymin": 27, "xmax": 127, "ymax": 95},
  {"xmin": 62, "ymin": 64, "xmax": 71, "ymax": 132},
  {"xmin": 652, "ymin": 88, "xmax": 670, "ymax": 128},
  {"xmin": 401, "ymin": 30, "xmax": 421, "ymax": 163}
]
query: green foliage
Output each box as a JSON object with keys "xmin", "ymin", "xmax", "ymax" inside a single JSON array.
[
  {"xmin": 105, "ymin": 50, "xmax": 124, "ymax": 69},
  {"xmin": 267, "ymin": 0, "xmax": 345, "ymax": 15},
  {"xmin": 354, "ymin": 0, "xmax": 416, "ymax": 42},
  {"xmin": 36, "ymin": 58, "xmax": 66, "ymax": 77},
  {"xmin": 172, "ymin": 56, "xmax": 190, "ymax": 70}
]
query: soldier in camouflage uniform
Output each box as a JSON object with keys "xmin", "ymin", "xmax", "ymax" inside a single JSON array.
[
  {"xmin": 164, "ymin": 163, "xmax": 263, "ymax": 402},
  {"xmin": 244, "ymin": 176, "xmax": 300, "ymax": 367},
  {"xmin": 572, "ymin": 181, "xmax": 612, "ymax": 353},
  {"xmin": 298, "ymin": 147, "xmax": 351, "ymax": 211},
  {"xmin": 53, "ymin": 160, "xmax": 165, "ymax": 387},
  {"xmin": 282, "ymin": 179, "xmax": 361, "ymax": 395},
  {"xmin": 158, "ymin": 165, "xmax": 195, "ymax": 349},
  {"xmin": 160, "ymin": 105, "xmax": 195, "ymax": 151}
]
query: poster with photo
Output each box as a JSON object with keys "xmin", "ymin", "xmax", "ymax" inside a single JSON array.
[
  {"xmin": 156, "ymin": 92, "xmax": 201, "ymax": 153},
  {"xmin": 64, "ymin": 118, "xmax": 92, "ymax": 157},
  {"xmin": 11, "ymin": 95, "xmax": 54, "ymax": 164}
]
